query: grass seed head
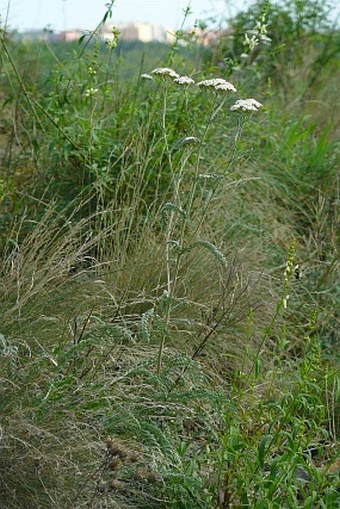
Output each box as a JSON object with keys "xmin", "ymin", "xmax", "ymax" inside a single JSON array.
[
  {"xmin": 108, "ymin": 458, "xmax": 123, "ymax": 470},
  {"xmin": 109, "ymin": 479, "xmax": 125, "ymax": 492},
  {"xmin": 128, "ymin": 451, "xmax": 140, "ymax": 463},
  {"xmin": 106, "ymin": 438, "xmax": 130, "ymax": 459}
]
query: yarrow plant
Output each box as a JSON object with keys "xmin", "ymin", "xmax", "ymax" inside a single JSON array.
[{"xmin": 143, "ymin": 66, "xmax": 264, "ymax": 374}]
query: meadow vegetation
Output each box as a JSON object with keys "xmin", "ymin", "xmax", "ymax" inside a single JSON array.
[{"xmin": 0, "ymin": 0, "xmax": 339, "ymax": 507}]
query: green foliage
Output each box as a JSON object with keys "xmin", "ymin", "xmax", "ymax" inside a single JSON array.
[
  {"xmin": 207, "ymin": 336, "xmax": 339, "ymax": 508},
  {"xmin": 0, "ymin": 0, "xmax": 339, "ymax": 507},
  {"xmin": 211, "ymin": 0, "xmax": 339, "ymax": 95}
]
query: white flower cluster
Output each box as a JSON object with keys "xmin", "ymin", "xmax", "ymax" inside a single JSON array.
[
  {"xmin": 255, "ymin": 19, "xmax": 268, "ymax": 35},
  {"xmin": 151, "ymin": 67, "xmax": 180, "ymax": 79},
  {"xmin": 214, "ymin": 82, "xmax": 237, "ymax": 92},
  {"xmin": 174, "ymin": 76, "xmax": 195, "ymax": 85},
  {"xmin": 150, "ymin": 68, "xmax": 196, "ymax": 86},
  {"xmin": 254, "ymin": 15, "xmax": 271, "ymax": 42},
  {"xmin": 197, "ymin": 78, "xmax": 237, "ymax": 93},
  {"xmin": 230, "ymin": 98, "xmax": 263, "ymax": 112}
]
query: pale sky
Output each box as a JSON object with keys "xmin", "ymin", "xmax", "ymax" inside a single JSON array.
[
  {"xmin": 0, "ymin": 0, "xmax": 251, "ymax": 31},
  {"xmin": 1, "ymin": 0, "xmax": 338, "ymax": 32}
]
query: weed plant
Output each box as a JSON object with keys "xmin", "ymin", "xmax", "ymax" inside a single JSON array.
[{"xmin": 0, "ymin": 0, "xmax": 339, "ymax": 507}]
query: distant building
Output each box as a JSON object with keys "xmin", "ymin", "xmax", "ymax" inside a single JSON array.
[
  {"xmin": 20, "ymin": 29, "xmax": 47, "ymax": 41},
  {"xmin": 18, "ymin": 28, "xmax": 83, "ymax": 43},
  {"xmin": 161, "ymin": 27, "xmax": 223, "ymax": 47},
  {"xmin": 102, "ymin": 23, "xmax": 166, "ymax": 43},
  {"xmin": 189, "ymin": 27, "xmax": 224, "ymax": 47},
  {"xmin": 62, "ymin": 30, "xmax": 83, "ymax": 42}
]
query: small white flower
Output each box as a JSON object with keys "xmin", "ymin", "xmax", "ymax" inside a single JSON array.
[
  {"xmin": 151, "ymin": 67, "xmax": 180, "ymax": 79},
  {"xmin": 183, "ymin": 136, "xmax": 200, "ymax": 144},
  {"xmin": 106, "ymin": 38, "xmax": 118, "ymax": 50},
  {"xmin": 84, "ymin": 87, "xmax": 98, "ymax": 97},
  {"xmin": 230, "ymin": 98, "xmax": 263, "ymax": 112},
  {"xmin": 255, "ymin": 20, "xmax": 268, "ymax": 35},
  {"xmin": 173, "ymin": 75, "xmax": 195, "ymax": 85},
  {"xmin": 198, "ymin": 173, "xmax": 219, "ymax": 180},
  {"xmin": 294, "ymin": 264, "xmax": 302, "ymax": 280},
  {"xmin": 141, "ymin": 73, "xmax": 154, "ymax": 80},
  {"xmin": 283, "ymin": 295, "xmax": 290, "ymax": 309},
  {"xmin": 106, "ymin": 27, "xmax": 120, "ymax": 49},
  {"xmin": 284, "ymin": 260, "xmax": 293, "ymax": 278},
  {"xmin": 243, "ymin": 33, "xmax": 259, "ymax": 51}
]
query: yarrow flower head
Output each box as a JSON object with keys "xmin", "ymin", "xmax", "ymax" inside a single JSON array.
[
  {"xmin": 151, "ymin": 67, "xmax": 180, "ymax": 79},
  {"xmin": 197, "ymin": 78, "xmax": 226, "ymax": 87},
  {"xmin": 230, "ymin": 98, "xmax": 263, "ymax": 112},
  {"xmin": 173, "ymin": 75, "xmax": 195, "ymax": 86},
  {"xmin": 214, "ymin": 82, "xmax": 237, "ymax": 93},
  {"xmin": 197, "ymin": 78, "xmax": 237, "ymax": 93}
]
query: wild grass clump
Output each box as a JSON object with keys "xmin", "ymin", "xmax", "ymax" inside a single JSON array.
[{"xmin": 0, "ymin": 0, "xmax": 339, "ymax": 507}]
